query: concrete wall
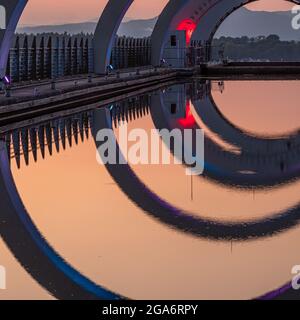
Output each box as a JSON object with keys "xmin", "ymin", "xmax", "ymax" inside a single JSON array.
[
  {"xmin": 7, "ymin": 33, "xmax": 151, "ymax": 83},
  {"xmin": 7, "ymin": 33, "xmax": 93, "ymax": 82},
  {"xmin": 162, "ymin": 30, "xmax": 186, "ymax": 68}
]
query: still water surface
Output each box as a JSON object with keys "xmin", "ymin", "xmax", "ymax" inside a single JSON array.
[{"xmin": 1, "ymin": 79, "xmax": 300, "ymax": 300}]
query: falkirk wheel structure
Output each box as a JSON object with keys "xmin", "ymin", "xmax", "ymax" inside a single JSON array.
[{"xmin": 1, "ymin": 0, "xmax": 300, "ymax": 77}]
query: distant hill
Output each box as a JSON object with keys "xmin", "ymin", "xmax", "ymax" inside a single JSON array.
[
  {"xmin": 17, "ymin": 17, "xmax": 158, "ymax": 38},
  {"xmin": 18, "ymin": 22, "xmax": 97, "ymax": 35},
  {"xmin": 214, "ymin": 7, "xmax": 300, "ymax": 41},
  {"xmin": 118, "ymin": 17, "xmax": 157, "ymax": 38},
  {"xmin": 17, "ymin": 8, "xmax": 300, "ymax": 40}
]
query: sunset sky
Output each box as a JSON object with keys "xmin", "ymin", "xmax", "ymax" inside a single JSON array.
[{"xmin": 19, "ymin": 0, "xmax": 295, "ymax": 26}]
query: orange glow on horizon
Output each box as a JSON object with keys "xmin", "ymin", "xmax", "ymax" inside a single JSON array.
[{"xmin": 18, "ymin": 0, "xmax": 294, "ymax": 26}]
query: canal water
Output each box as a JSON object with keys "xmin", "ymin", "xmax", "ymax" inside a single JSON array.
[{"xmin": 1, "ymin": 79, "xmax": 300, "ymax": 300}]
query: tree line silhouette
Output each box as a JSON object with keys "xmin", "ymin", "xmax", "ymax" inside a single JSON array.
[{"xmin": 212, "ymin": 35, "xmax": 300, "ymax": 62}]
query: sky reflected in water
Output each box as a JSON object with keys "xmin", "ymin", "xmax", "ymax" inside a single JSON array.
[{"xmin": 1, "ymin": 79, "xmax": 300, "ymax": 300}]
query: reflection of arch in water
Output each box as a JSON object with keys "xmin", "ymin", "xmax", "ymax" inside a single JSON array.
[
  {"xmin": 92, "ymin": 107, "xmax": 300, "ymax": 242},
  {"xmin": 150, "ymin": 87, "xmax": 300, "ymax": 188},
  {"xmin": 191, "ymin": 81, "xmax": 300, "ymax": 154},
  {"xmin": 1, "ymin": 106, "xmax": 300, "ymax": 300},
  {"xmin": 0, "ymin": 140, "xmax": 122, "ymax": 300},
  {"xmin": 192, "ymin": 81, "xmax": 300, "ymax": 154},
  {"xmin": 6, "ymin": 99, "xmax": 300, "ymax": 235},
  {"xmin": 92, "ymin": 107, "xmax": 300, "ymax": 299}
]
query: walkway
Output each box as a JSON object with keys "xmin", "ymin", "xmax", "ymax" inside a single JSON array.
[{"xmin": 0, "ymin": 66, "xmax": 167, "ymax": 106}]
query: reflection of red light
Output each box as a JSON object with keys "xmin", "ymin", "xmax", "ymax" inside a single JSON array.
[
  {"xmin": 177, "ymin": 19, "xmax": 197, "ymax": 45},
  {"xmin": 178, "ymin": 101, "xmax": 195, "ymax": 128}
]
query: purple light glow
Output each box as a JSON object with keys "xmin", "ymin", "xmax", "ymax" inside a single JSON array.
[{"xmin": 4, "ymin": 75, "xmax": 10, "ymax": 84}]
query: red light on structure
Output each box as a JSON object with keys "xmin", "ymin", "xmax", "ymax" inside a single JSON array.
[
  {"xmin": 178, "ymin": 101, "xmax": 196, "ymax": 128},
  {"xmin": 177, "ymin": 19, "xmax": 197, "ymax": 45}
]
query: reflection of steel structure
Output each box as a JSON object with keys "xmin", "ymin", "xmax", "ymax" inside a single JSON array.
[
  {"xmin": 92, "ymin": 107, "xmax": 300, "ymax": 299},
  {"xmin": 0, "ymin": 139, "xmax": 123, "ymax": 299},
  {"xmin": 192, "ymin": 80, "xmax": 300, "ymax": 157},
  {"xmin": 153, "ymin": 83, "xmax": 300, "ymax": 189},
  {"xmin": 3, "ymin": 97, "xmax": 150, "ymax": 168},
  {"xmin": 111, "ymin": 96, "xmax": 151, "ymax": 128},
  {"xmin": 2, "ymin": 94, "xmax": 300, "ymax": 299},
  {"xmin": 93, "ymin": 106, "xmax": 300, "ymax": 242},
  {"xmin": 2, "ymin": 0, "xmax": 299, "ymax": 77},
  {"xmin": 2, "ymin": 0, "xmax": 300, "ymax": 301},
  {"xmin": 5, "ymin": 111, "xmax": 93, "ymax": 168}
]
